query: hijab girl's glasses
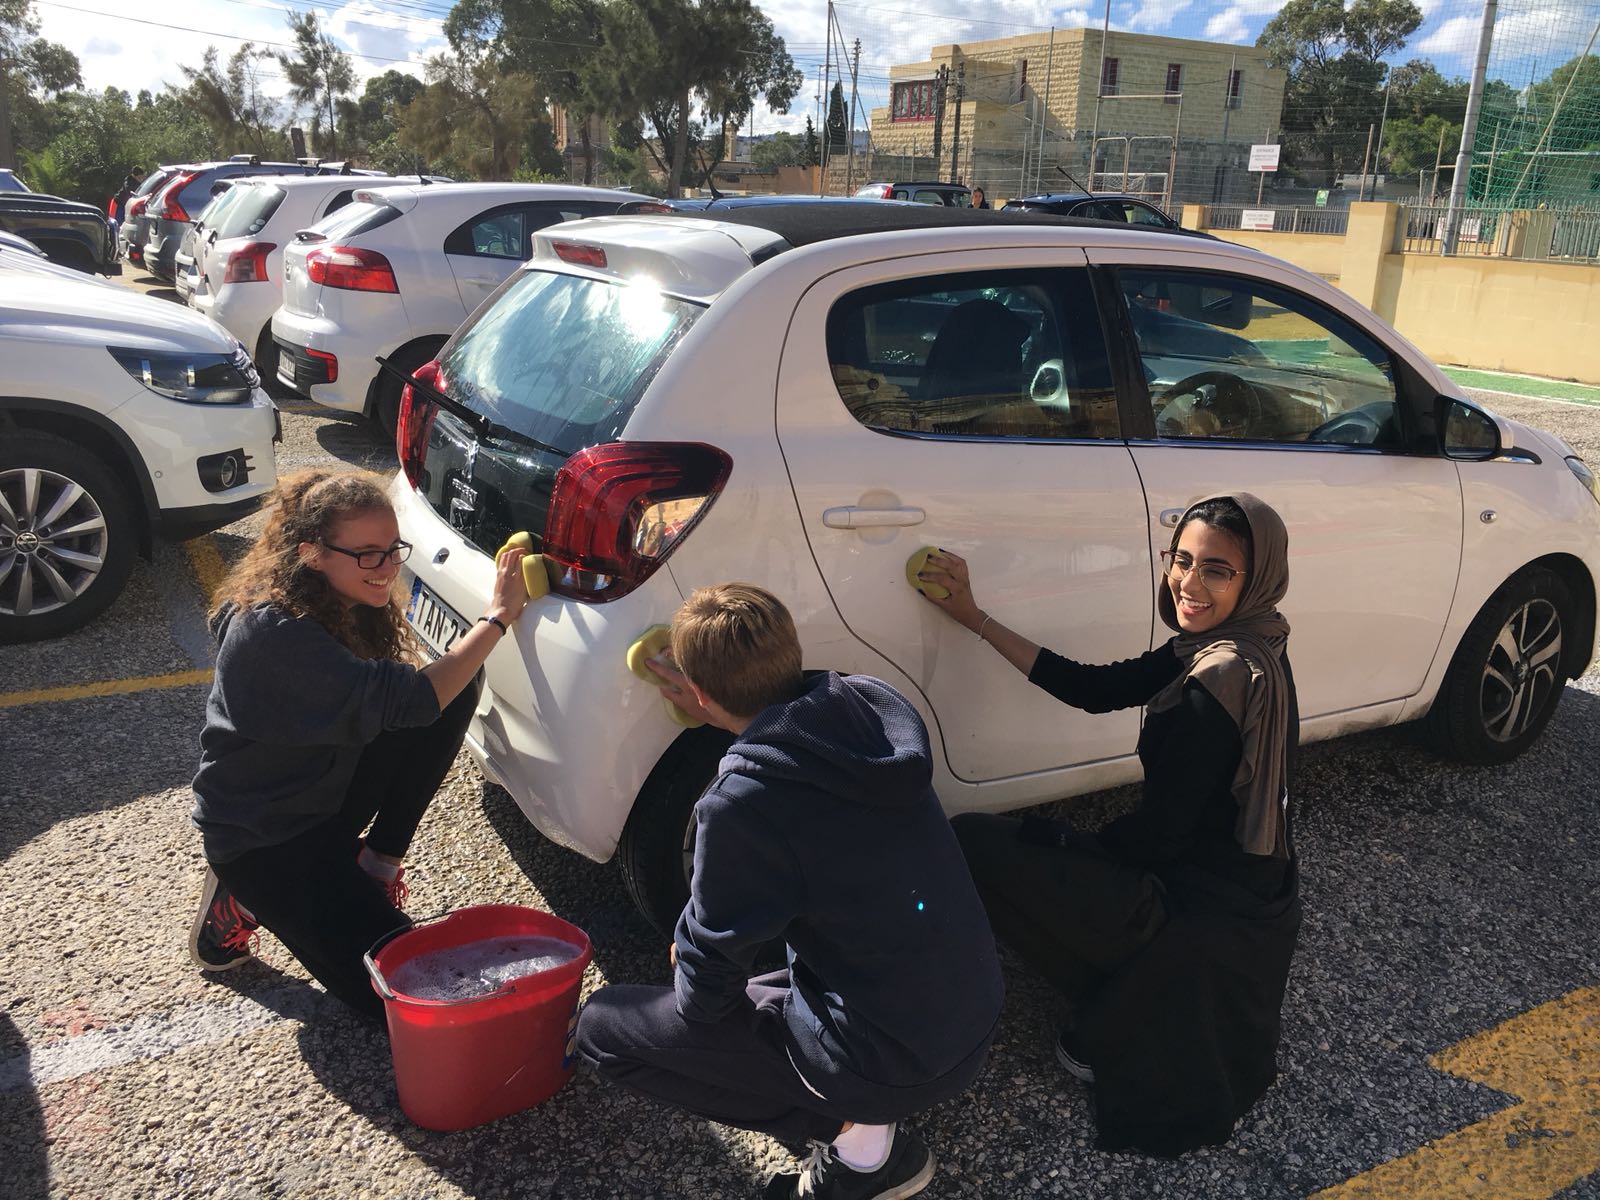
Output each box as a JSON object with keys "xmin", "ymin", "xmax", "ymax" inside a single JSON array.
[
  {"xmin": 1159, "ymin": 549, "xmax": 1245, "ymax": 593},
  {"xmin": 320, "ymin": 540, "xmax": 413, "ymax": 570}
]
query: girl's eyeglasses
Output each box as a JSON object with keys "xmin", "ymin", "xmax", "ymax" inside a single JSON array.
[
  {"xmin": 320, "ymin": 540, "xmax": 413, "ymax": 570},
  {"xmin": 1159, "ymin": 550, "xmax": 1245, "ymax": 593}
]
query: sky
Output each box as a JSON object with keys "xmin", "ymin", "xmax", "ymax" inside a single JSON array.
[{"xmin": 32, "ymin": 0, "xmax": 1600, "ymax": 139}]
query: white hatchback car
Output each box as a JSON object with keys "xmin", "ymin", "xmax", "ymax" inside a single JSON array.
[
  {"xmin": 0, "ymin": 272, "xmax": 278, "ymax": 641},
  {"xmin": 389, "ymin": 203, "xmax": 1600, "ymax": 932},
  {"xmin": 187, "ymin": 175, "xmax": 437, "ymax": 380},
  {"xmin": 269, "ymin": 182, "xmax": 645, "ymax": 433}
]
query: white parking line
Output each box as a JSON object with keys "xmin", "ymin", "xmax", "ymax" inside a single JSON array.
[{"xmin": 0, "ymin": 987, "xmax": 327, "ymax": 1093}]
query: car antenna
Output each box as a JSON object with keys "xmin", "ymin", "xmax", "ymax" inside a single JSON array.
[
  {"xmin": 416, "ymin": 155, "xmax": 431, "ymax": 185},
  {"xmin": 1053, "ymin": 165, "xmax": 1095, "ymax": 196}
]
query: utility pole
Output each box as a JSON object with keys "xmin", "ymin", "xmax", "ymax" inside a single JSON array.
[
  {"xmin": 1357, "ymin": 124, "xmax": 1375, "ymax": 201},
  {"xmin": 815, "ymin": 65, "xmax": 825, "ymax": 193},
  {"xmin": 1035, "ymin": 27, "xmax": 1056, "ymax": 194},
  {"xmin": 820, "ymin": 0, "xmax": 834, "ymax": 193},
  {"xmin": 1373, "ymin": 68, "xmax": 1392, "ymax": 199},
  {"xmin": 1442, "ymin": 0, "xmax": 1497, "ymax": 254},
  {"xmin": 846, "ymin": 38, "xmax": 862, "ymax": 193},
  {"xmin": 1088, "ymin": 0, "xmax": 1111, "ymax": 186},
  {"xmin": 949, "ymin": 60, "xmax": 965, "ymax": 183},
  {"xmin": 932, "ymin": 64, "xmax": 948, "ymax": 174}
]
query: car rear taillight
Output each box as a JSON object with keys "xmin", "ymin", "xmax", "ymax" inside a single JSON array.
[
  {"xmin": 397, "ymin": 361, "xmax": 441, "ymax": 488},
  {"xmin": 127, "ymin": 195, "xmax": 149, "ymax": 219},
  {"xmin": 552, "ymin": 242, "xmax": 607, "ymax": 268},
  {"xmin": 542, "ymin": 442, "xmax": 732, "ymax": 603},
  {"xmin": 878, "ymin": 186, "xmax": 893, "ymax": 199},
  {"xmin": 305, "ymin": 244, "xmax": 399, "ymax": 292},
  {"xmin": 155, "ymin": 173, "xmax": 196, "ymax": 222},
  {"xmin": 222, "ymin": 241, "xmax": 276, "ymax": 284}
]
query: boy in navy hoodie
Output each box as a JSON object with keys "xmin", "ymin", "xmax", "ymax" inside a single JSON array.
[{"xmin": 576, "ymin": 583, "xmax": 1003, "ymax": 1200}]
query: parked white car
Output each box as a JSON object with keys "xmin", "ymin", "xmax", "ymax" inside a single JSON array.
[
  {"xmin": 270, "ymin": 182, "xmax": 645, "ymax": 433},
  {"xmin": 389, "ymin": 203, "xmax": 1600, "ymax": 932},
  {"xmin": 0, "ymin": 272, "xmax": 278, "ymax": 641},
  {"xmin": 187, "ymin": 175, "xmax": 435, "ymax": 380}
]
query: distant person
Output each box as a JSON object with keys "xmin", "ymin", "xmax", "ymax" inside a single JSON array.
[
  {"xmin": 577, "ymin": 583, "xmax": 1003, "ymax": 1200},
  {"xmin": 187, "ymin": 469, "xmax": 530, "ymax": 1020},
  {"xmin": 970, "ymin": 186, "xmax": 989, "ymax": 209},
  {"xmin": 916, "ymin": 494, "xmax": 1302, "ymax": 1157},
  {"xmin": 110, "ymin": 167, "xmax": 146, "ymax": 225}
]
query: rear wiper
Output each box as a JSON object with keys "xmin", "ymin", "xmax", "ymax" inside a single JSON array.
[{"xmin": 373, "ymin": 356, "xmax": 572, "ymax": 459}]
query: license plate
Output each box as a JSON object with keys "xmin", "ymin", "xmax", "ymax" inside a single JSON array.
[
  {"xmin": 276, "ymin": 355, "xmax": 295, "ymax": 389},
  {"xmin": 405, "ymin": 576, "xmax": 468, "ymax": 659}
]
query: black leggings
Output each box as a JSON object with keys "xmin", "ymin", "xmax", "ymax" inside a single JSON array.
[
  {"xmin": 211, "ymin": 681, "xmax": 479, "ymax": 1019},
  {"xmin": 950, "ymin": 812, "xmax": 1169, "ymax": 1007}
]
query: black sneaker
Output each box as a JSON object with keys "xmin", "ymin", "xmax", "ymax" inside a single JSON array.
[
  {"xmin": 1054, "ymin": 1028, "xmax": 1096, "ymax": 1084},
  {"xmin": 763, "ymin": 1125, "xmax": 935, "ymax": 1200},
  {"xmin": 189, "ymin": 869, "xmax": 259, "ymax": 971}
]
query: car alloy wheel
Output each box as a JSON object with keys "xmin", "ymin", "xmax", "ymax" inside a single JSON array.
[
  {"xmin": 1479, "ymin": 597, "xmax": 1562, "ymax": 743},
  {"xmin": 0, "ymin": 466, "xmax": 110, "ymax": 618}
]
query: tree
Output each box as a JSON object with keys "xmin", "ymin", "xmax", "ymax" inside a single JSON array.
[
  {"xmin": 399, "ymin": 41, "xmax": 540, "ymax": 179},
  {"xmin": 825, "ymin": 79, "xmax": 846, "ymax": 155},
  {"xmin": 750, "ymin": 128, "xmax": 800, "ymax": 169},
  {"xmin": 1257, "ymin": 0, "xmax": 1423, "ymax": 183},
  {"xmin": 277, "ymin": 12, "xmax": 354, "ymax": 157},
  {"xmin": 339, "ymin": 69, "xmax": 426, "ymax": 170},
  {"xmin": 803, "ymin": 114, "xmax": 819, "ymax": 165},
  {"xmin": 587, "ymin": 0, "xmax": 802, "ymax": 196},
  {"xmin": 3, "ymin": 0, "xmax": 79, "ymax": 168},
  {"xmin": 179, "ymin": 44, "xmax": 283, "ymax": 158}
]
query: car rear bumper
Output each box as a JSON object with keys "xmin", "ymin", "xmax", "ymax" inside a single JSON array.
[{"xmin": 269, "ymin": 310, "xmax": 374, "ymax": 412}]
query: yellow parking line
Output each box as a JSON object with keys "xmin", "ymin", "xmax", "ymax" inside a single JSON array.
[
  {"xmin": 0, "ymin": 668, "xmax": 214, "ymax": 710},
  {"xmin": 184, "ymin": 536, "xmax": 228, "ymax": 603},
  {"xmin": 1312, "ymin": 985, "xmax": 1600, "ymax": 1200}
]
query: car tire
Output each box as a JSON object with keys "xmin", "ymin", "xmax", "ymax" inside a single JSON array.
[
  {"xmin": 1422, "ymin": 566, "xmax": 1575, "ymax": 765},
  {"xmin": 253, "ymin": 326, "xmax": 279, "ymax": 391},
  {"xmin": 616, "ymin": 724, "xmax": 734, "ymax": 937},
  {"xmin": 371, "ymin": 339, "xmax": 446, "ymax": 440},
  {"xmin": 0, "ymin": 432, "xmax": 137, "ymax": 643}
]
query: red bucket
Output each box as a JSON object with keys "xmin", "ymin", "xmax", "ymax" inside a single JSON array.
[{"xmin": 365, "ymin": 904, "xmax": 592, "ymax": 1131}]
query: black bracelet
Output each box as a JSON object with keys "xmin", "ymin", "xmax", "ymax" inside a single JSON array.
[{"xmin": 478, "ymin": 615, "xmax": 508, "ymax": 636}]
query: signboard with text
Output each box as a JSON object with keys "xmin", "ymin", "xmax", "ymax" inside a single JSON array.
[
  {"xmin": 1240, "ymin": 209, "xmax": 1276, "ymax": 231},
  {"xmin": 1248, "ymin": 144, "xmax": 1281, "ymax": 172}
]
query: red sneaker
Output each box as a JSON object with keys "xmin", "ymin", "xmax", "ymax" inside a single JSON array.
[{"xmin": 189, "ymin": 869, "xmax": 259, "ymax": 971}]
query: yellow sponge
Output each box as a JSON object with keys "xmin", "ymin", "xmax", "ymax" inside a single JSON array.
[
  {"xmin": 905, "ymin": 546, "xmax": 950, "ymax": 600},
  {"xmin": 496, "ymin": 533, "xmax": 550, "ymax": 601},
  {"xmin": 626, "ymin": 625, "xmax": 704, "ymax": 728}
]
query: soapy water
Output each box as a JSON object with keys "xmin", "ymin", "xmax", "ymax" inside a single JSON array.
[{"xmin": 389, "ymin": 934, "xmax": 582, "ymax": 1002}]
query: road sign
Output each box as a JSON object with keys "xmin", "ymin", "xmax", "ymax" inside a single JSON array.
[
  {"xmin": 1316, "ymin": 189, "xmax": 1330, "ymax": 207},
  {"xmin": 1240, "ymin": 209, "xmax": 1275, "ymax": 231},
  {"xmin": 1248, "ymin": 144, "xmax": 1280, "ymax": 172}
]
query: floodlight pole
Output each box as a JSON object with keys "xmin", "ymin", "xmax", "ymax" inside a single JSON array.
[
  {"xmin": 1442, "ymin": 0, "xmax": 1497, "ymax": 255},
  {"xmin": 1036, "ymin": 27, "xmax": 1056, "ymax": 195}
]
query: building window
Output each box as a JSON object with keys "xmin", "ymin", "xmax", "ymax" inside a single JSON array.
[
  {"xmin": 1227, "ymin": 69, "xmax": 1243, "ymax": 109},
  {"xmin": 1100, "ymin": 57, "xmax": 1120, "ymax": 96},
  {"xmin": 892, "ymin": 80, "xmax": 937, "ymax": 122},
  {"xmin": 1165, "ymin": 63, "xmax": 1182, "ymax": 100}
]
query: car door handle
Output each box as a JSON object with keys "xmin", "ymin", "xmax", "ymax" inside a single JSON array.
[
  {"xmin": 822, "ymin": 506, "xmax": 926, "ymax": 529},
  {"xmin": 464, "ymin": 275, "xmax": 501, "ymax": 286},
  {"xmin": 1158, "ymin": 507, "xmax": 1184, "ymax": 528}
]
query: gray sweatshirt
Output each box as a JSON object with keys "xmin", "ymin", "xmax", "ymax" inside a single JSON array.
[{"xmin": 191, "ymin": 604, "xmax": 441, "ymax": 863}]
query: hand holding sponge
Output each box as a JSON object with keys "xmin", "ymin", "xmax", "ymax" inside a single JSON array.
[
  {"xmin": 905, "ymin": 546, "xmax": 950, "ymax": 600},
  {"xmin": 495, "ymin": 532, "xmax": 551, "ymax": 601},
  {"xmin": 626, "ymin": 625, "xmax": 704, "ymax": 728}
]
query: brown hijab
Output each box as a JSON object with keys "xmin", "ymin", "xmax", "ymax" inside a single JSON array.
[{"xmin": 1149, "ymin": 493, "xmax": 1292, "ymax": 859}]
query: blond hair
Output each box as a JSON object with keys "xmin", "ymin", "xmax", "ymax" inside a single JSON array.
[
  {"xmin": 210, "ymin": 469, "xmax": 415, "ymax": 662},
  {"xmin": 671, "ymin": 583, "xmax": 803, "ymax": 718}
]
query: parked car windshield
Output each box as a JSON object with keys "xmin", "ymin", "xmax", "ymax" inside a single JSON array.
[
  {"xmin": 307, "ymin": 197, "xmax": 401, "ymax": 241},
  {"xmin": 0, "ymin": 170, "xmax": 29, "ymax": 193},
  {"xmin": 441, "ymin": 269, "xmax": 701, "ymax": 448},
  {"xmin": 215, "ymin": 185, "xmax": 285, "ymax": 239}
]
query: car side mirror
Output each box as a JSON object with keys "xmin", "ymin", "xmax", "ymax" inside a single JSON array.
[{"xmin": 1440, "ymin": 398, "xmax": 1502, "ymax": 461}]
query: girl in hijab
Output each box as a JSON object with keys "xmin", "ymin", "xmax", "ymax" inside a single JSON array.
[{"xmin": 917, "ymin": 493, "xmax": 1300, "ymax": 1156}]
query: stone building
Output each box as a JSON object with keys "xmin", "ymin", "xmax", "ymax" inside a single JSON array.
[{"xmin": 863, "ymin": 28, "xmax": 1287, "ymax": 207}]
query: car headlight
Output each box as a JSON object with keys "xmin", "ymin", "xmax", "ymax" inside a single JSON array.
[
  {"xmin": 108, "ymin": 345, "xmax": 257, "ymax": 404},
  {"xmin": 1567, "ymin": 456, "xmax": 1600, "ymax": 505}
]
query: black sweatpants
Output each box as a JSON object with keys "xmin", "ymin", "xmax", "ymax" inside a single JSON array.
[
  {"xmin": 575, "ymin": 970, "xmax": 854, "ymax": 1147},
  {"xmin": 950, "ymin": 812, "xmax": 1169, "ymax": 1006},
  {"xmin": 211, "ymin": 681, "xmax": 479, "ymax": 1020}
]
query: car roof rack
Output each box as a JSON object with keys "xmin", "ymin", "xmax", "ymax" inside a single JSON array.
[{"xmin": 229, "ymin": 154, "xmax": 261, "ymax": 165}]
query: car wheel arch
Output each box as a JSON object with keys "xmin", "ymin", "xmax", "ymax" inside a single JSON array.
[{"xmin": 0, "ymin": 399, "xmax": 156, "ymax": 555}]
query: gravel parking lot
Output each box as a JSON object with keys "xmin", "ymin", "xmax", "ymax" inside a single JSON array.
[{"xmin": 1, "ymin": 273, "xmax": 1597, "ymax": 1200}]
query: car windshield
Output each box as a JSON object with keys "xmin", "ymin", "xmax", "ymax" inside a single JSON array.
[
  {"xmin": 195, "ymin": 186, "xmax": 244, "ymax": 229},
  {"xmin": 215, "ymin": 185, "xmax": 285, "ymax": 238},
  {"xmin": 441, "ymin": 269, "xmax": 701, "ymax": 448},
  {"xmin": 308, "ymin": 197, "xmax": 400, "ymax": 241},
  {"xmin": 0, "ymin": 171, "xmax": 29, "ymax": 193}
]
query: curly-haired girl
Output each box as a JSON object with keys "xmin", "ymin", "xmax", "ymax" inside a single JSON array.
[{"xmin": 187, "ymin": 469, "xmax": 530, "ymax": 1019}]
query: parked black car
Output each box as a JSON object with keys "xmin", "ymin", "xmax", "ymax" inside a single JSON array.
[
  {"xmin": 1003, "ymin": 191, "xmax": 1181, "ymax": 228},
  {"xmin": 0, "ymin": 192, "xmax": 119, "ymax": 275},
  {"xmin": 854, "ymin": 180, "xmax": 972, "ymax": 206}
]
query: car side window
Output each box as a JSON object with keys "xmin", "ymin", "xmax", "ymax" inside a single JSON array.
[
  {"xmin": 910, "ymin": 190, "xmax": 948, "ymax": 206},
  {"xmin": 445, "ymin": 207, "xmax": 527, "ymax": 259},
  {"xmin": 826, "ymin": 268, "xmax": 1120, "ymax": 440},
  {"xmin": 1118, "ymin": 268, "xmax": 1401, "ymax": 447},
  {"xmin": 1120, "ymin": 202, "xmax": 1170, "ymax": 227},
  {"xmin": 322, "ymin": 189, "xmax": 356, "ymax": 217},
  {"xmin": 523, "ymin": 200, "xmax": 621, "ymax": 235}
]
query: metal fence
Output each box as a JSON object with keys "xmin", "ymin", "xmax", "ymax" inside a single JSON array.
[
  {"xmin": 1400, "ymin": 204, "xmax": 1600, "ymax": 262},
  {"xmin": 1205, "ymin": 205, "xmax": 1350, "ymax": 235}
]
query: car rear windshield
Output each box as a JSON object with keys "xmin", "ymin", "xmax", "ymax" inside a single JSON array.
[
  {"xmin": 216, "ymin": 185, "xmax": 285, "ymax": 238},
  {"xmin": 440, "ymin": 269, "xmax": 702, "ymax": 450},
  {"xmin": 305, "ymin": 198, "xmax": 402, "ymax": 241}
]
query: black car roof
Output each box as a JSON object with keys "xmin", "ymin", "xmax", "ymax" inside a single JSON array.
[{"xmin": 677, "ymin": 199, "xmax": 1201, "ymax": 248}]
